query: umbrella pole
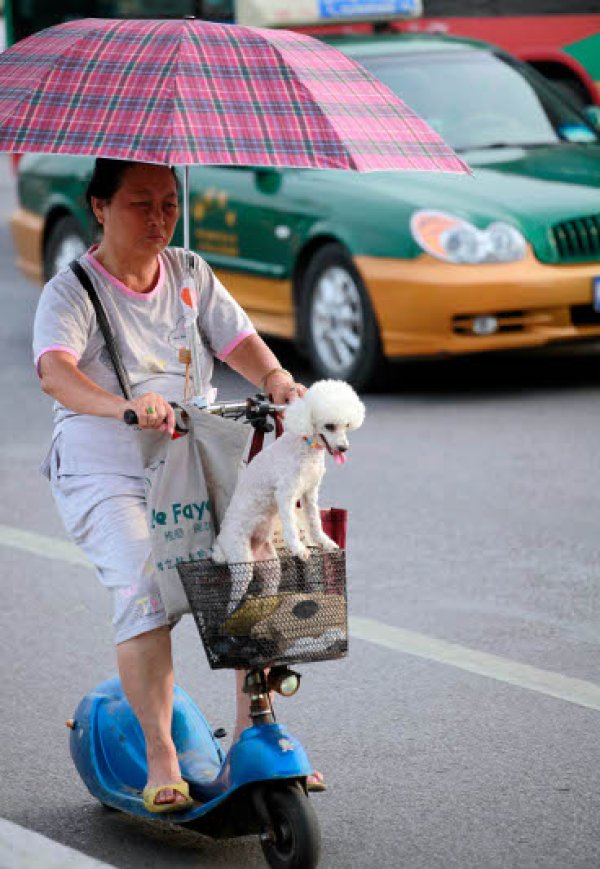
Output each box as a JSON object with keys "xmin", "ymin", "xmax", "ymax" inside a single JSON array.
[
  {"xmin": 182, "ymin": 164, "xmax": 206, "ymax": 405},
  {"xmin": 183, "ymin": 164, "xmax": 190, "ymax": 252}
]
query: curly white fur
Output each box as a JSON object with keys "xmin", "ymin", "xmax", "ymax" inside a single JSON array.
[{"xmin": 212, "ymin": 380, "xmax": 365, "ymax": 612}]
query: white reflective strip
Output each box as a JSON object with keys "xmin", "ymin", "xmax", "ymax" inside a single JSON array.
[{"xmin": 350, "ymin": 616, "xmax": 600, "ymax": 713}]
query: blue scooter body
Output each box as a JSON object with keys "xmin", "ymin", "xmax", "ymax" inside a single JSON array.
[{"xmin": 69, "ymin": 676, "xmax": 313, "ymax": 828}]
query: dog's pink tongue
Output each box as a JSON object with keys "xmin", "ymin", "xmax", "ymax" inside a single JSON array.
[{"xmin": 334, "ymin": 451, "xmax": 347, "ymax": 465}]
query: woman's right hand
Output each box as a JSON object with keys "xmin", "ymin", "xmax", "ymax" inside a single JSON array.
[{"xmin": 122, "ymin": 392, "xmax": 175, "ymax": 436}]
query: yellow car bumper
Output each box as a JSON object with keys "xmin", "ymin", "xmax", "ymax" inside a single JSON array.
[{"xmin": 355, "ymin": 249, "xmax": 600, "ymax": 358}]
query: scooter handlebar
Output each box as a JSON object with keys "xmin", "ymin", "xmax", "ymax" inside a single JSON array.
[{"xmin": 123, "ymin": 396, "xmax": 285, "ymax": 428}]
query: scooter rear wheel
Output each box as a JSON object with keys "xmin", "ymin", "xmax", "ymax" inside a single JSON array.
[{"xmin": 260, "ymin": 783, "xmax": 321, "ymax": 869}]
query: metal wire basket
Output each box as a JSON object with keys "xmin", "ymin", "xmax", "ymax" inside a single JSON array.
[{"xmin": 177, "ymin": 548, "xmax": 348, "ymax": 669}]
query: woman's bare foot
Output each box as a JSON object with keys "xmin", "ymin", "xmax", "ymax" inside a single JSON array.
[
  {"xmin": 146, "ymin": 743, "xmax": 187, "ymax": 805},
  {"xmin": 307, "ymin": 771, "xmax": 327, "ymax": 792},
  {"xmin": 150, "ymin": 783, "xmax": 188, "ymax": 806}
]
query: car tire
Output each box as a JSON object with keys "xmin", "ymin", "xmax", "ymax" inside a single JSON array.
[
  {"xmin": 299, "ymin": 243, "xmax": 382, "ymax": 391},
  {"xmin": 44, "ymin": 215, "xmax": 88, "ymax": 281}
]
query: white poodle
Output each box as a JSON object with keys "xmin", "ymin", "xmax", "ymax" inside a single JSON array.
[{"xmin": 212, "ymin": 380, "xmax": 365, "ymax": 608}]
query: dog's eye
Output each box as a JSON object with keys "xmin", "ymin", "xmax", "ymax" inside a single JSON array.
[{"xmin": 324, "ymin": 424, "xmax": 336, "ymax": 432}]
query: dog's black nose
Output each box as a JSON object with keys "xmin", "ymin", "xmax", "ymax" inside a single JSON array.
[{"xmin": 337, "ymin": 444, "xmax": 348, "ymax": 452}]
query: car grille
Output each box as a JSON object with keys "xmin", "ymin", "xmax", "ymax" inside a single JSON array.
[{"xmin": 550, "ymin": 214, "xmax": 600, "ymax": 262}]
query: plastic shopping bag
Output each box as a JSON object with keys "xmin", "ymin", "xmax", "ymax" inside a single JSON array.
[{"xmin": 144, "ymin": 408, "xmax": 249, "ymax": 619}]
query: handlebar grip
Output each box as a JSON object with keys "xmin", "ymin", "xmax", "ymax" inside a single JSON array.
[{"xmin": 123, "ymin": 409, "xmax": 139, "ymax": 426}]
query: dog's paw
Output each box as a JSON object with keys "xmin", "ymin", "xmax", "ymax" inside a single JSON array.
[
  {"xmin": 291, "ymin": 543, "xmax": 310, "ymax": 561},
  {"xmin": 211, "ymin": 541, "xmax": 227, "ymax": 563},
  {"xmin": 320, "ymin": 537, "xmax": 339, "ymax": 552}
]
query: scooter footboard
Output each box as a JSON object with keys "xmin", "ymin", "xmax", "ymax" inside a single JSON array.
[{"xmin": 69, "ymin": 676, "xmax": 223, "ymax": 814}]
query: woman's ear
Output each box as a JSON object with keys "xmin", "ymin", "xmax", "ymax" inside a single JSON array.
[
  {"xmin": 282, "ymin": 394, "xmax": 312, "ymax": 436},
  {"xmin": 90, "ymin": 196, "xmax": 105, "ymax": 226}
]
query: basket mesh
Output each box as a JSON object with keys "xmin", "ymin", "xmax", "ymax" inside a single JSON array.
[{"xmin": 177, "ymin": 549, "xmax": 347, "ymax": 669}]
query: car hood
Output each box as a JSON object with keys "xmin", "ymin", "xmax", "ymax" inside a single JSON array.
[
  {"xmin": 356, "ymin": 145, "xmax": 599, "ymax": 218},
  {"xmin": 306, "ymin": 143, "xmax": 600, "ymax": 261}
]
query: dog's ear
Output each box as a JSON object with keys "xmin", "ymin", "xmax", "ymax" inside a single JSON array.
[
  {"xmin": 348, "ymin": 393, "xmax": 366, "ymax": 431},
  {"xmin": 282, "ymin": 394, "xmax": 313, "ymax": 436}
]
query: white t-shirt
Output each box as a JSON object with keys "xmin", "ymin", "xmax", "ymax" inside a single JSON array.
[{"xmin": 33, "ymin": 247, "xmax": 255, "ymax": 475}]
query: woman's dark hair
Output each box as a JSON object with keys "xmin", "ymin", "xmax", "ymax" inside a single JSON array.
[{"xmin": 85, "ymin": 159, "xmax": 180, "ymax": 225}]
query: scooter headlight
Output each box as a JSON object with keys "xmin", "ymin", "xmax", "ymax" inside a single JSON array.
[
  {"xmin": 410, "ymin": 210, "xmax": 527, "ymax": 264},
  {"xmin": 268, "ymin": 666, "xmax": 301, "ymax": 697}
]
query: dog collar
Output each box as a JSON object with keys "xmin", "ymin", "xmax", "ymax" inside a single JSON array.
[{"xmin": 303, "ymin": 436, "xmax": 324, "ymax": 450}]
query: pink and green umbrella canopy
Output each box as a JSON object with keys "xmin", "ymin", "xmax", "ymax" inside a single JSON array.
[{"xmin": 0, "ymin": 17, "xmax": 469, "ymax": 174}]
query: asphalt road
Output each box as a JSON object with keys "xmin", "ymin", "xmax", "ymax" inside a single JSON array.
[{"xmin": 0, "ymin": 155, "xmax": 598, "ymax": 869}]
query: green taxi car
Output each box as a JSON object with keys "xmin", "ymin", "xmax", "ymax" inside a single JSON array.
[{"xmin": 12, "ymin": 33, "xmax": 600, "ymax": 389}]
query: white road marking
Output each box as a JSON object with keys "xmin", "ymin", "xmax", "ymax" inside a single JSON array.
[
  {"xmin": 350, "ymin": 616, "xmax": 600, "ymax": 713},
  {"xmin": 0, "ymin": 817, "xmax": 116, "ymax": 868},
  {"xmin": 0, "ymin": 523, "xmax": 91, "ymax": 567},
  {"xmin": 2, "ymin": 523, "xmax": 598, "ymax": 712}
]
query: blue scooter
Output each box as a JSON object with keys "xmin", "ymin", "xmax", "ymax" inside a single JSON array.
[
  {"xmin": 66, "ymin": 396, "xmax": 348, "ymax": 869},
  {"xmin": 67, "ymin": 664, "xmax": 320, "ymax": 868}
]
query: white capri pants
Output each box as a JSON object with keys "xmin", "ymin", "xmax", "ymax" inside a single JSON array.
[{"xmin": 50, "ymin": 469, "xmax": 174, "ymax": 644}]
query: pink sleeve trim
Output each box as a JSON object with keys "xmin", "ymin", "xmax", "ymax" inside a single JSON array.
[
  {"xmin": 216, "ymin": 329, "xmax": 256, "ymax": 361},
  {"xmin": 35, "ymin": 345, "xmax": 80, "ymax": 377}
]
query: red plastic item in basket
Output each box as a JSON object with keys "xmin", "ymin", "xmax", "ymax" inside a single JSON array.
[{"xmin": 320, "ymin": 507, "xmax": 347, "ymax": 549}]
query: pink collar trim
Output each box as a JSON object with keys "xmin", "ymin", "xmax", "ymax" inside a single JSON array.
[{"xmin": 84, "ymin": 246, "xmax": 164, "ymax": 299}]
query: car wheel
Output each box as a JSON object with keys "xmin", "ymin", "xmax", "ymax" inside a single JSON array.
[
  {"xmin": 44, "ymin": 215, "xmax": 88, "ymax": 281},
  {"xmin": 300, "ymin": 243, "xmax": 382, "ymax": 391}
]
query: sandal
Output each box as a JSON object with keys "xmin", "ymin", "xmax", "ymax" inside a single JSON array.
[
  {"xmin": 142, "ymin": 780, "xmax": 194, "ymax": 814},
  {"xmin": 307, "ymin": 770, "xmax": 327, "ymax": 792}
]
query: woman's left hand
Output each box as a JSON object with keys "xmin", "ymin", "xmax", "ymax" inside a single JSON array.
[{"xmin": 267, "ymin": 372, "xmax": 306, "ymax": 405}]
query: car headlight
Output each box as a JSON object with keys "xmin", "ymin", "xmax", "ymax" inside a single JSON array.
[{"xmin": 410, "ymin": 210, "xmax": 527, "ymax": 264}]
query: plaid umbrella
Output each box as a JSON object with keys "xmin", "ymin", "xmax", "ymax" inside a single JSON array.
[
  {"xmin": 0, "ymin": 17, "xmax": 469, "ymax": 398},
  {"xmin": 0, "ymin": 17, "xmax": 468, "ymax": 174}
]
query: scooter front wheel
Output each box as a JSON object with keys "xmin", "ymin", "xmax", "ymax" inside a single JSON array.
[{"xmin": 259, "ymin": 783, "xmax": 321, "ymax": 869}]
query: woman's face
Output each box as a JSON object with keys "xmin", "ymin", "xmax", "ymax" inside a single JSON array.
[{"xmin": 92, "ymin": 163, "xmax": 179, "ymax": 259}]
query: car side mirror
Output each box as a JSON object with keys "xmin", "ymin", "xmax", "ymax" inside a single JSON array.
[
  {"xmin": 255, "ymin": 168, "xmax": 282, "ymax": 194},
  {"xmin": 583, "ymin": 105, "xmax": 600, "ymax": 132}
]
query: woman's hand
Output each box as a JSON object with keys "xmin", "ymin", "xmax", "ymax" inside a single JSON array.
[
  {"xmin": 122, "ymin": 392, "xmax": 175, "ymax": 435},
  {"xmin": 264, "ymin": 370, "xmax": 306, "ymax": 405}
]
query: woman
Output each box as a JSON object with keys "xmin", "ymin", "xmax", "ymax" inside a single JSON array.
[{"xmin": 33, "ymin": 158, "xmax": 323, "ymax": 811}]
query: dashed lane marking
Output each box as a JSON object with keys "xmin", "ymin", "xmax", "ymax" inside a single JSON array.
[
  {"xmin": 350, "ymin": 616, "xmax": 600, "ymax": 713},
  {"xmin": 0, "ymin": 523, "xmax": 90, "ymax": 567}
]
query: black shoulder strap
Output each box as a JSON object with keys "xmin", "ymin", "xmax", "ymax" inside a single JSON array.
[{"xmin": 69, "ymin": 259, "xmax": 133, "ymax": 401}]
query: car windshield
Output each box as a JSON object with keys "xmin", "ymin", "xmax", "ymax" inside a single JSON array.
[{"xmin": 358, "ymin": 49, "xmax": 599, "ymax": 152}]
